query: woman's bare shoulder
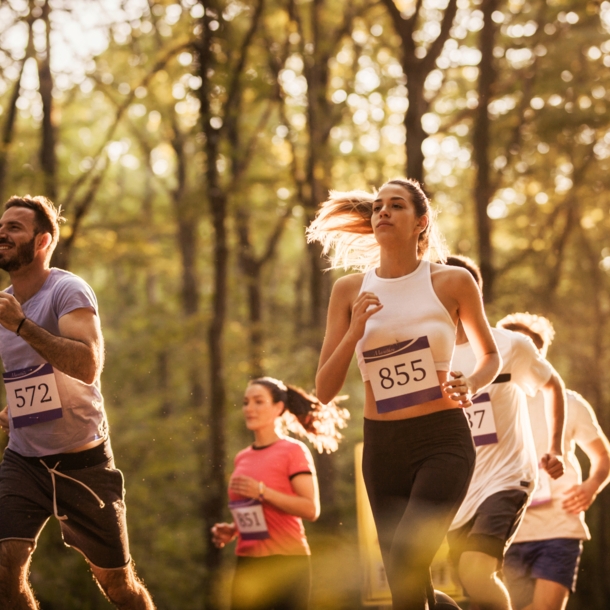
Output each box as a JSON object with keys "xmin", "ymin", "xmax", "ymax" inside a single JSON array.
[
  {"xmin": 331, "ymin": 272, "xmax": 366, "ymax": 302},
  {"xmin": 430, "ymin": 262, "xmax": 472, "ymax": 286},
  {"xmin": 429, "ymin": 263, "xmax": 478, "ymax": 304}
]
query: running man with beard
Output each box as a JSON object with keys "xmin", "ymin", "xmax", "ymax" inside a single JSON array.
[{"xmin": 0, "ymin": 196, "xmax": 155, "ymax": 610}]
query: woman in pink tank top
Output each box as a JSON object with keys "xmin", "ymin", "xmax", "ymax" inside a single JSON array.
[
  {"xmin": 308, "ymin": 178, "xmax": 501, "ymax": 610},
  {"xmin": 211, "ymin": 377, "xmax": 348, "ymax": 610}
]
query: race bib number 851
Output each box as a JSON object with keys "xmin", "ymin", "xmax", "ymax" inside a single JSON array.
[
  {"xmin": 363, "ymin": 336, "xmax": 442, "ymax": 414},
  {"xmin": 229, "ymin": 499, "xmax": 270, "ymax": 541},
  {"xmin": 4, "ymin": 363, "xmax": 62, "ymax": 428}
]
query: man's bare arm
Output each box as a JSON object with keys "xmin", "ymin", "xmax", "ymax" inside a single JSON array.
[{"xmin": 17, "ymin": 308, "xmax": 104, "ymax": 384}]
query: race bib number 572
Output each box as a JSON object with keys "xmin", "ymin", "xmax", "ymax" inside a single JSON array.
[
  {"xmin": 363, "ymin": 336, "xmax": 442, "ymax": 414},
  {"xmin": 4, "ymin": 363, "xmax": 62, "ymax": 428}
]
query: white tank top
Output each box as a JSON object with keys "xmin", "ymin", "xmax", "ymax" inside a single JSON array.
[{"xmin": 355, "ymin": 260, "xmax": 456, "ymax": 383}]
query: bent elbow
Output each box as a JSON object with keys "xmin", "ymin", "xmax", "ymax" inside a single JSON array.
[
  {"xmin": 315, "ymin": 382, "xmax": 333, "ymax": 406},
  {"xmin": 307, "ymin": 508, "xmax": 321, "ymax": 522},
  {"xmin": 316, "ymin": 391, "xmax": 333, "ymax": 406},
  {"xmin": 80, "ymin": 364, "xmax": 100, "ymax": 385}
]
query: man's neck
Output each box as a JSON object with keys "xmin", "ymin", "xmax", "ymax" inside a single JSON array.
[{"xmin": 10, "ymin": 264, "xmax": 51, "ymax": 304}]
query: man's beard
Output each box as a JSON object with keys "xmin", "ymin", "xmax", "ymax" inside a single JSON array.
[{"xmin": 0, "ymin": 237, "xmax": 36, "ymax": 272}]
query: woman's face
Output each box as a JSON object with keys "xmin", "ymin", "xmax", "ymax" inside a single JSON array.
[
  {"xmin": 372, "ymin": 183, "xmax": 427, "ymax": 244},
  {"xmin": 242, "ymin": 384, "xmax": 284, "ymax": 431}
]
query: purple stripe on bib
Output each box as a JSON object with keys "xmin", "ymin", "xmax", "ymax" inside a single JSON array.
[
  {"xmin": 3, "ymin": 362, "xmax": 54, "ymax": 382},
  {"xmin": 375, "ymin": 385, "xmax": 443, "ymax": 413},
  {"xmin": 363, "ymin": 336, "xmax": 431, "ymax": 362},
  {"xmin": 473, "ymin": 432, "xmax": 498, "ymax": 446},
  {"xmin": 240, "ymin": 531, "xmax": 271, "ymax": 541},
  {"xmin": 12, "ymin": 408, "xmax": 63, "ymax": 429},
  {"xmin": 472, "ymin": 392, "xmax": 491, "ymax": 404}
]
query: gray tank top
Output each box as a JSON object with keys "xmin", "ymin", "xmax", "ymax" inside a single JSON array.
[{"xmin": 0, "ymin": 269, "xmax": 108, "ymax": 457}]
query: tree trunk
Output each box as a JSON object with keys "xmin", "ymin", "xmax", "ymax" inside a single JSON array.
[
  {"xmin": 38, "ymin": 0, "xmax": 58, "ymax": 201},
  {"xmin": 0, "ymin": 21, "xmax": 32, "ymax": 202},
  {"xmin": 404, "ymin": 70, "xmax": 427, "ymax": 184},
  {"xmin": 472, "ymin": 0, "xmax": 499, "ymax": 301},
  {"xmin": 196, "ymin": 4, "xmax": 229, "ymax": 606},
  {"xmin": 382, "ymin": 0, "xmax": 458, "ymax": 184}
]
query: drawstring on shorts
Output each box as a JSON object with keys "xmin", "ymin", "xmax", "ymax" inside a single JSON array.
[{"xmin": 40, "ymin": 460, "xmax": 105, "ymax": 521}]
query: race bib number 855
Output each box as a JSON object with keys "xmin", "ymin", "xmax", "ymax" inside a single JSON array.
[
  {"xmin": 363, "ymin": 336, "xmax": 442, "ymax": 414},
  {"xmin": 4, "ymin": 363, "xmax": 62, "ymax": 428}
]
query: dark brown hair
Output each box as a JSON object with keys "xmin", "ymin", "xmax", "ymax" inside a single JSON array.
[
  {"xmin": 248, "ymin": 377, "xmax": 349, "ymax": 453},
  {"xmin": 5, "ymin": 195, "xmax": 63, "ymax": 251},
  {"xmin": 445, "ymin": 255, "xmax": 483, "ymax": 291},
  {"xmin": 384, "ymin": 178, "xmax": 432, "ymax": 259}
]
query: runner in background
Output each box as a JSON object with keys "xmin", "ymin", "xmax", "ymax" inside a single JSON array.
[
  {"xmin": 308, "ymin": 179, "xmax": 501, "ymax": 610},
  {"xmin": 498, "ymin": 313, "xmax": 610, "ymax": 610},
  {"xmin": 211, "ymin": 377, "xmax": 348, "ymax": 610},
  {"xmin": 444, "ymin": 256, "xmax": 565, "ymax": 610}
]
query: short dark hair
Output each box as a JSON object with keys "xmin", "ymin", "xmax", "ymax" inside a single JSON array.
[
  {"xmin": 445, "ymin": 254, "xmax": 483, "ymax": 291},
  {"xmin": 4, "ymin": 195, "xmax": 63, "ymax": 251}
]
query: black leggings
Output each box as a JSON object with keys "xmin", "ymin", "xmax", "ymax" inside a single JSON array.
[
  {"xmin": 363, "ymin": 409, "xmax": 476, "ymax": 610},
  {"xmin": 230, "ymin": 555, "xmax": 311, "ymax": 610}
]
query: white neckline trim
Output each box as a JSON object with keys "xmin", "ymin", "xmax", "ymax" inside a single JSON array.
[{"xmin": 371, "ymin": 259, "xmax": 424, "ymax": 282}]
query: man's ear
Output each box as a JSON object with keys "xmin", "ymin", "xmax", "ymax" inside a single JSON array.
[{"xmin": 36, "ymin": 232, "xmax": 52, "ymax": 252}]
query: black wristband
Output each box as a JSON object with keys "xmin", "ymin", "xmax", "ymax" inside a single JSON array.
[{"xmin": 15, "ymin": 317, "xmax": 26, "ymax": 336}]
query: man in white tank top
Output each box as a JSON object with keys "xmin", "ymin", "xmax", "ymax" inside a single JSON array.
[
  {"xmin": 444, "ymin": 256, "xmax": 566, "ymax": 610},
  {"xmin": 499, "ymin": 313, "xmax": 610, "ymax": 610}
]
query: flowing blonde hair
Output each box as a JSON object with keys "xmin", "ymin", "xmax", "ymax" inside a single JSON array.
[{"xmin": 306, "ymin": 179, "xmax": 448, "ymax": 271}]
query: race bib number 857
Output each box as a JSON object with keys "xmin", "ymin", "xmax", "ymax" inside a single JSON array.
[
  {"xmin": 464, "ymin": 392, "xmax": 498, "ymax": 446},
  {"xmin": 363, "ymin": 336, "xmax": 442, "ymax": 414}
]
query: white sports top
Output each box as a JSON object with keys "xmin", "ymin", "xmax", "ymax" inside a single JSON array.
[
  {"xmin": 355, "ymin": 260, "xmax": 456, "ymax": 382},
  {"xmin": 513, "ymin": 390, "xmax": 603, "ymax": 542},
  {"xmin": 449, "ymin": 328, "xmax": 550, "ymax": 530}
]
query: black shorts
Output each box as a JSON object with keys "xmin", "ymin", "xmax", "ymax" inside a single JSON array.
[
  {"xmin": 0, "ymin": 442, "xmax": 130, "ymax": 569},
  {"xmin": 231, "ymin": 555, "xmax": 311, "ymax": 610},
  {"xmin": 447, "ymin": 489, "xmax": 529, "ymax": 564}
]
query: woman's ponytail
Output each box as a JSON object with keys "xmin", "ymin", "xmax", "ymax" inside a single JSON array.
[{"xmin": 249, "ymin": 377, "xmax": 349, "ymax": 453}]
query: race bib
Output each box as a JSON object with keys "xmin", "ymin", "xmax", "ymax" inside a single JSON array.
[
  {"xmin": 229, "ymin": 499, "xmax": 270, "ymax": 540},
  {"xmin": 363, "ymin": 336, "xmax": 442, "ymax": 414},
  {"xmin": 530, "ymin": 469, "xmax": 552, "ymax": 507},
  {"xmin": 4, "ymin": 363, "xmax": 62, "ymax": 428},
  {"xmin": 464, "ymin": 392, "xmax": 498, "ymax": 446}
]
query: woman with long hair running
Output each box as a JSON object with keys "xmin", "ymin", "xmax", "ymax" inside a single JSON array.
[
  {"xmin": 211, "ymin": 377, "xmax": 348, "ymax": 610},
  {"xmin": 307, "ymin": 178, "xmax": 501, "ymax": 610}
]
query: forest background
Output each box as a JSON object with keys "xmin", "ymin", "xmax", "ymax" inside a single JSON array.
[{"xmin": 0, "ymin": 0, "xmax": 609, "ymax": 608}]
